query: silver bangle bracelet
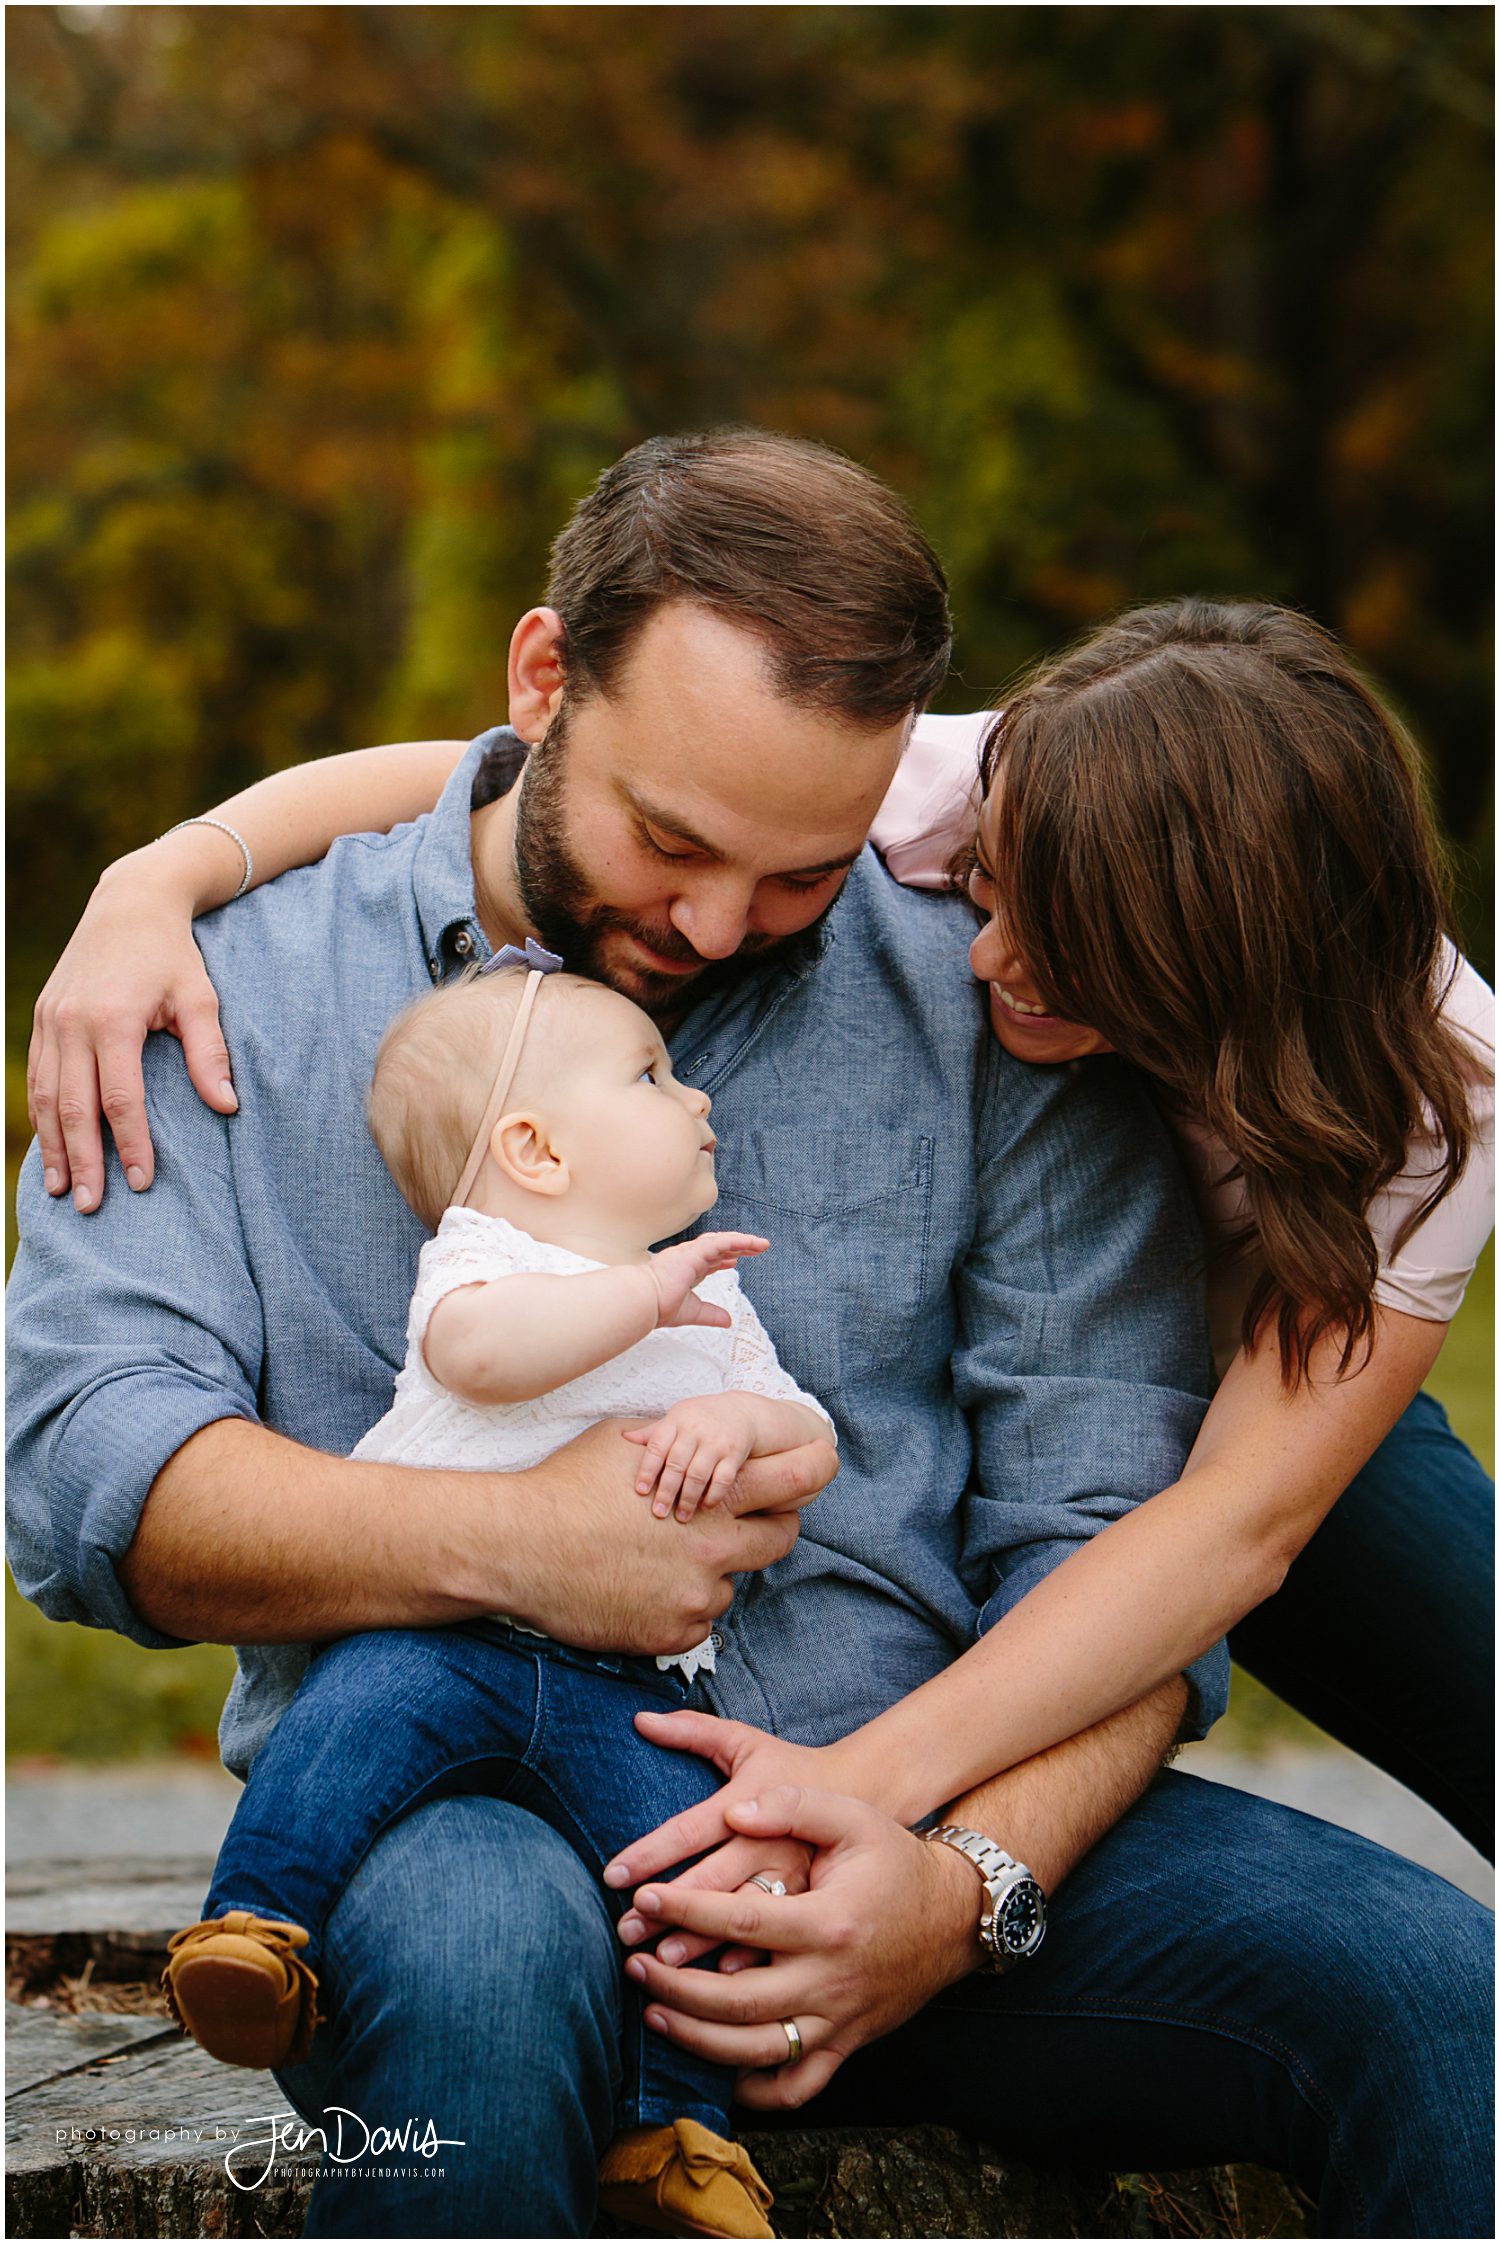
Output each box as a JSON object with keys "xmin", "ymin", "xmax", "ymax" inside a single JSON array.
[{"xmin": 162, "ymin": 817, "xmax": 253, "ymax": 901}]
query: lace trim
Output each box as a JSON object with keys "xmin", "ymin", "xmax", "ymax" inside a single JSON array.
[{"xmin": 659, "ymin": 1636, "xmax": 717, "ymax": 1682}]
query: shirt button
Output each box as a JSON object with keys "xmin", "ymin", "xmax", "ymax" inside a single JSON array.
[
  {"xmin": 711, "ymin": 1632, "xmax": 726, "ymax": 1654},
  {"xmin": 428, "ymin": 959, "xmax": 441, "ymax": 983},
  {"xmin": 454, "ymin": 930, "xmax": 474, "ymax": 958}
]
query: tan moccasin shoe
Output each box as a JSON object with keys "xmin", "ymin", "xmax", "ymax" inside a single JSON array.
[
  {"xmin": 163, "ymin": 1912, "xmax": 320, "ymax": 2070},
  {"xmin": 598, "ymin": 2118, "xmax": 775, "ymax": 2237}
]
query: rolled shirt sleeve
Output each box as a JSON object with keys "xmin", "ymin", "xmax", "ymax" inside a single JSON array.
[
  {"xmin": 6, "ymin": 1033, "xmax": 264, "ymax": 1646},
  {"xmin": 956, "ymin": 1043, "xmax": 1230, "ymax": 1739}
]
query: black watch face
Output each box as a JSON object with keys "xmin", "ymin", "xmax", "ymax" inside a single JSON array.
[{"xmin": 998, "ymin": 1879, "xmax": 1046, "ymax": 1955}]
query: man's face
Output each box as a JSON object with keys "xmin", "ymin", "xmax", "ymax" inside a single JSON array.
[{"xmin": 513, "ymin": 605, "xmax": 910, "ymax": 1018}]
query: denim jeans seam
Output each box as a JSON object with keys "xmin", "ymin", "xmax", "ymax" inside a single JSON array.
[
  {"xmin": 522, "ymin": 1645, "xmax": 551, "ymax": 1773},
  {"xmin": 948, "ymin": 1992, "xmax": 1369, "ymax": 2232},
  {"xmin": 521, "ymin": 1663, "xmax": 724, "ymax": 2135},
  {"xmin": 511, "ymin": 1751, "xmax": 675, "ymax": 2134}
]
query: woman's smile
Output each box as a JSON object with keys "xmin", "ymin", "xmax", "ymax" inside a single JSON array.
[{"xmin": 991, "ymin": 980, "xmax": 1056, "ymax": 1020}]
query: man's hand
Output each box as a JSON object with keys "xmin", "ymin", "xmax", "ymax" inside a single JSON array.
[
  {"xmin": 499, "ymin": 1418, "xmax": 833, "ymax": 1655},
  {"xmin": 646, "ymin": 1233, "xmax": 770, "ymax": 1330},
  {"xmin": 620, "ymin": 1786, "xmax": 982, "ymax": 2107},
  {"xmin": 623, "ymin": 1396, "xmax": 760, "ymax": 1518},
  {"xmin": 122, "ymin": 1410, "xmax": 836, "ymax": 1648}
]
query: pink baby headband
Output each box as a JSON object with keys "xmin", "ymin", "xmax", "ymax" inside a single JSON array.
[{"xmin": 449, "ymin": 940, "xmax": 566, "ymax": 1210}]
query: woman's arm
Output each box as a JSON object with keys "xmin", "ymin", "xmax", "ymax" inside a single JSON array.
[
  {"xmin": 613, "ymin": 1682, "xmax": 1191, "ymax": 2106},
  {"xmin": 830, "ymin": 1303, "xmax": 1448, "ymax": 1821},
  {"xmin": 28, "ymin": 740, "xmax": 467, "ymax": 1210},
  {"xmin": 118, "ymin": 740, "xmax": 469, "ymax": 917},
  {"xmin": 607, "ymin": 1302, "xmax": 1449, "ymax": 1895}
]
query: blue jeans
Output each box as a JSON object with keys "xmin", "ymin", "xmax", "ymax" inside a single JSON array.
[
  {"xmin": 207, "ymin": 1621, "xmax": 730, "ymax": 2135},
  {"xmin": 1230, "ymin": 1393, "xmax": 1495, "ymax": 1858},
  {"xmin": 274, "ymin": 1771, "xmax": 1493, "ymax": 2239}
]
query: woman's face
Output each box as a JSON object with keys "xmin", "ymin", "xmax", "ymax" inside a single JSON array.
[{"xmin": 967, "ymin": 862, "xmax": 1113, "ymax": 1066}]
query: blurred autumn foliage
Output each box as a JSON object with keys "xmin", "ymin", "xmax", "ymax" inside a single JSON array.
[{"xmin": 8, "ymin": 2, "xmax": 1494, "ymax": 1097}]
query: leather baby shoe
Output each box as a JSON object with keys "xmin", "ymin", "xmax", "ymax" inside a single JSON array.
[
  {"xmin": 598, "ymin": 2117, "xmax": 775, "ymax": 2238},
  {"xmin": 163, "ymin": 1911, "xmax": 320, "ymax": 2070}
]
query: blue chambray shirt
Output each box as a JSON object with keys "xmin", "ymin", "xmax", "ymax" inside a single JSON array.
[{"xmin": 6, "ymin": 733, "xmax": 1227, "ymax": 1775}]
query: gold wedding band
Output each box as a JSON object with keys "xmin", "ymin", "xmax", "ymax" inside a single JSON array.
[{"xmin": 780, "ymin": 2017, "xmax": 802, "ymax": 2065}]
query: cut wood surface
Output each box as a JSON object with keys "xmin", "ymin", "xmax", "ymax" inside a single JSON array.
[
  {"xmin": 6, "ymin": 2004, "xmax": 175, "ymax": 2099},
  {"xmin": 6, "ymin": 1855, "xmax": 216, "ymax": 1939},
  {"xmin": 6, "ymin": 1856, "xmax": 1311, "ymax": 2240}
]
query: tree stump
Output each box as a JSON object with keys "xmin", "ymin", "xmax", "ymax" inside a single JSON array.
[{"xmin": 6, "ymin": 1856, "xmax": 1311, "ymax": 2239}]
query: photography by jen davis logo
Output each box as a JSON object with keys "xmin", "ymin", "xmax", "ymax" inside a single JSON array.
[
  {"xmin": 222, "ymin": 2108, "xmax": 468, "ymax": 2191},
  {"xmin": 54, "ymin": 2109, "xmax": 467, "ymax": 2191}
]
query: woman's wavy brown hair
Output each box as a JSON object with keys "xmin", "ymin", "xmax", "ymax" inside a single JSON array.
[{"xmin": 975, "ymin": 598, "xmax": 1483, "ymax": 1386}]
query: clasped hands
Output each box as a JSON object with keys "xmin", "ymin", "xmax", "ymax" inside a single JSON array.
[{"xmin": 602, "ymin": 1711, "xmax": 982, "ymax": 2107}]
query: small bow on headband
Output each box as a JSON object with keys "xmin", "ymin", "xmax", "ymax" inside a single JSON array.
[{"xmin": 481, "ymin": 937, "xmax": 565, "ymax": 976}]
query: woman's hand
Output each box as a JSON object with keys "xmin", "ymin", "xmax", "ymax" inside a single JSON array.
[
  {"xmin": 604, "ymin": 1710, "xmax": 852, "ymax": 1962},
  {"xmin": 622, "ymin": 1785, "xmax": 982, "ymax": 2107},
  {"xmin": 28, "ymin": 853, "xmax": 236, "ymax": 1211}
]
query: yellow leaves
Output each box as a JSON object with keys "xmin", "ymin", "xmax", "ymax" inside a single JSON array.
[
  {"xmin": 4, "ymin": 1, "xmax": 1490, "ymax": 989},
  {"xmin": 19, "ymin": 181, "xmax": 245, "ymax": 322},
  {"xmin": 1333, "ymin": 382, "xmax": 1421, "ymax": 481},
  {"xmin": 1341, "ymin": 562, "xmax": 1417, "ymax": 660},
  {"xmin": 7, "ymin": 628, "xmax": 199, "ymax": 846},
  {"xmin": 1030, "ymin": 562, "xmax": 1130, "ymax": 625}
]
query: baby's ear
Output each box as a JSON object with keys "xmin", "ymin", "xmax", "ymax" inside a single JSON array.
[{"xmin": 492, "ymin": 1111, "xmax": 570, "ymax": 1197}]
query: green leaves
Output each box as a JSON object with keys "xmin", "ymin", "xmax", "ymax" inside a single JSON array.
[{"xmin": 8, "ymin": 2, "xmax": 1491, "ymax": 1014}]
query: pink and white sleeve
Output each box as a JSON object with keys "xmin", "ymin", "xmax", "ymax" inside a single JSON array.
[
  {"xmin": 1369, "ymin": 949, "xmax": 1495, "ymax": 1322},
  {"xmin": 868, "ymin": 712, "xmax": 992, "ymax": 891}
]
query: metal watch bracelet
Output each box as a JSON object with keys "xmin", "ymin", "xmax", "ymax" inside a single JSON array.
[{"xmin": 923, "ymin": 1821, "xmax": 1048, "ymax": 1974}]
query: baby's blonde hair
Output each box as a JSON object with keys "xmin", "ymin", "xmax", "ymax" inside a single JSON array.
[{"xmin": 368, "ymin": 965, "xmax": 598, "ymax": 1230}]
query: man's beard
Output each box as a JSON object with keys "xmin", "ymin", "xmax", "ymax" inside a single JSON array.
[{"xmin": 512, "ymin": 706, "xmax": 836, "ymax": 1019}]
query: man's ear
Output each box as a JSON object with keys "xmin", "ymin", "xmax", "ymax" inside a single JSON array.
[
  {"xmin": 491, "ymin": 1110, "xmax": 571, "ymax": 1198},
  {"xmin": 508, "ymin": 609, "xmax": 567, "ymax": 744}
]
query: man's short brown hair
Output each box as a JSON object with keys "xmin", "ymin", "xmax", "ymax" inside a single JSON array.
[{"xmin": 546, "ymin": 428, "xmax": 951, "ymax": 723}]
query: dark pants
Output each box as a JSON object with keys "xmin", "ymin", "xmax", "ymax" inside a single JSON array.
[
  {"xmin": 208, "ymin": 1620, "xmax": 729, "ymax": 2135},
  {"xmin": 1231, "ymin": 1390, "xmax": 1494, "ymax": 1858},
  {"xmin": 274, "ymin": 1395, "xmax": 1495, "ymax": 2237}
]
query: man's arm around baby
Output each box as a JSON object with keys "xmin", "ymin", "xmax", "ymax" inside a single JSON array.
[{"xmin": 118, "ymin": 1414, "xmax": 834, "ymax": 1652}]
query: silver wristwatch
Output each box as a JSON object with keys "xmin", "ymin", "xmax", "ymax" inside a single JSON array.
[{"xmin": 924, "ymin": 1823, "xmax": 1047, "ymax": 1974}]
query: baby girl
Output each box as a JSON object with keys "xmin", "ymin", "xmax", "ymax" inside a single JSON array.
[{"xmin": 163, "ymin": 942, "xmax": 833, "ymax": 2240}]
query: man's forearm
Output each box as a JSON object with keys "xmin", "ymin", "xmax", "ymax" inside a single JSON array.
[
  {"xmin": 608, "ymin": 1676, "xmax": 1193, "ymax": 2076},
  {"xmin": 941, "ymin": 1672, "xmax": 1187, "ymax": 1893},
  {"xmin": 119, "ymin": 1419, "xmax": 527, "ymax": 1643},
  {"xmin": 118, "ymin": 1414, "xmax": 819, "ymax": 1652}
]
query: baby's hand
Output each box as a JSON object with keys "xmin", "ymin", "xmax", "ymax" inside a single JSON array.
[
  {"xmin": 647, "ymin": 1232, "xmax": 769, "ymax": 1331},
  {"xmin": 623, "ymin": 1396, "xmax": 760, "ymax": 1520}
]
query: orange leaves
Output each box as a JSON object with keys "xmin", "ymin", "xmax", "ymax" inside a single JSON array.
[{"xmin": 6, "ymin": 1, "xmax": 1491, "ymax": 1008}]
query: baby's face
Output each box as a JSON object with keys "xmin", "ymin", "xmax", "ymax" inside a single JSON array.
[{"xmin": 547, "ymin": 988, "xmax": 720, "ymax": 1239}]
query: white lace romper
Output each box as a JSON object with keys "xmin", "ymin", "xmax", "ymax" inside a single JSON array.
[{"xmin": 352, "ymin": 1206, "xmax": 834, "ymax": 1680}]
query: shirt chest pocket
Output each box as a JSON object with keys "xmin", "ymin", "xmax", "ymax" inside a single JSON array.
[{"xmin": 707, "ymin": 1129, "xmax": 935, "ymax": 1402}]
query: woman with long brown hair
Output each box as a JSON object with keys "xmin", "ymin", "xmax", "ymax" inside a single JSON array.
[
  {"xmin": 28, "ymin": 600, "xmax": 1493, "ymax": 1866},
  {"xmin": 874, "ymin": 597, "xmax": 1494, "ymax": 1857}
]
